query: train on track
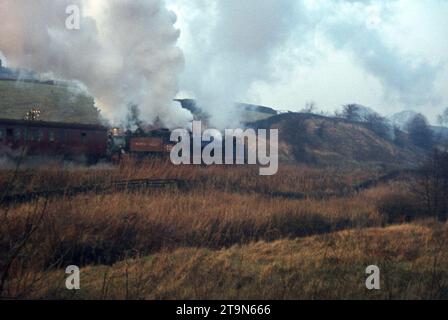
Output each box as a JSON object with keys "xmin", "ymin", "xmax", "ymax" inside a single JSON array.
[
  {"xmin": 108, "ymin": 127, "xmax": 174, "ymax": 163},
  {"xmin": 0, "ymin": 118, "xmax": 175, "ymax": 164}
]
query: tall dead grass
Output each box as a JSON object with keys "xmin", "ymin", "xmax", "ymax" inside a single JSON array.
[
  {"xmin": 1, "ymin": 188, "xmax": 383, "ymax": 271},
  {"xmin": 0, "ymin": 163, "xmax": 433, "ymax": 299},
  {"xmin": 18, "ymin": 224, "xmax": 448, "ymax": 300},
  {"xmin": 0, "ymin": 160, "xmax": 381, "ymax": 196}
]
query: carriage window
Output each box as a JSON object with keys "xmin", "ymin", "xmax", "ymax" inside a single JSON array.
[
  {"xmin": 6, "ymin": 128, "xmax": 13, "ymax": 137},
  {"xmin": 13, "ymin": 128, "xmax": 21, "ymax": 141},
  {"xmin": 59, "ymin": 130, "xmax": 66, "ymax": 143},
  {"xmin": 24, "ymin": 129, "xmax": 31, "ymax": 141},
  {"xmin": 49, "ymin": 131, "xmax": 55, "ymax": 142},
  {"xmin": 81, "ymin": 132, "xmax": 87, "ymax": 143},
  {"xmin": 30, "ymin": 130, "xmax": 42, "ymax": 141},
  {"xmin": 30, "ymin": 130, "xmax": 37, "ymax": 141},
  {"xmin": 0, "ymin": 128, "xmax": 4, "ymax": 141}
]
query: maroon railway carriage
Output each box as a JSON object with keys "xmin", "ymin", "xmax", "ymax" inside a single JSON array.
[{"xmin": 0, "ymin": 118, "xmax": 108, "ymax": 163}]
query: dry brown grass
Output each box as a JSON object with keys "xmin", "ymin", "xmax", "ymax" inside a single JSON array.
[
  {"xmin": 0, "ymin": 159, "xmax": 381, "ymax": 196},
  {"xmin": 17, "ymin": 223, "xmax": 448, "ymax": 300},
  {"xmin": 1, "ymin": 188, "xmax": 383, "ymax": 275},
  {"xmin": 0, "ymin": 163, "xmax": 442, "ymax": 300}
]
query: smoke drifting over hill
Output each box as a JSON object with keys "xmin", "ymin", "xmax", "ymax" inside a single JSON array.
[
  {"xmin": 0, "ymin": 0, "xmax": 192, "ymax": 128},
  {"xmin": 172, "ymin": 0, "xmax": 448, "ymax": 124},
  {"xmin": 171, "ymin": 0, "xmax": 299, "ymax": 128},
  {"xmin": 197, "ymin": 0, "xmax": 297, "ymax": 128},
  {"xmin": 1, "ymin": 0, "xmax": 447, "ymax": 127}
]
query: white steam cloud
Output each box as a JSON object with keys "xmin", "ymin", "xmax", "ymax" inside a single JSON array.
[
  {"xmin": 172, "ymin": 0, "xmax": 448, "ymax": 124},
  {"xmin": 0, "ymin": 0, "xmax": 192, "ymax": 128},
  {"xmin": 172, "ymin": 0, "xmax": 298, "ymax": 128},
  {"xmin": 317, "ymin": 1, "xmax": 441, "ymax": 108},
  {"xmin": 1, "ymin": 0, "xmax": 447, "ymax": 127}
]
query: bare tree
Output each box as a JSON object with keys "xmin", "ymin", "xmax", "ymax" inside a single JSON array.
[
  {"xmin": 436, "ymin": 108, "xmax": 448, "ymax": 150},
  {"xmin": 340, "ymin": 104, "xmax": 362, "ymax": 122},
  {"xmin": 363, "ymin": 113, "xmax": 390, "ymax": 139},
  {"xmin": 125, "ymin": 104, "xmax": 143, "ymax": 132},
  {"xmin": 407, "ymin": 114, "xmax": 434, "ymax": 150},
  {"xmin": 413, "ymin": 150, "xmax": 448, "ymax": 222},
  {"xmin": 301, "ymin": 102, "xmax": 316, "ymax": 114},
  {"xmin": 437, "ymin": 108, "xmax": 448, "ymax": 126}
]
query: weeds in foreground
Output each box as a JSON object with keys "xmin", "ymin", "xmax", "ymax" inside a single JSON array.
[{"xmin": 0, "ymin": 163, "xmax": 444, "ymax": 299}]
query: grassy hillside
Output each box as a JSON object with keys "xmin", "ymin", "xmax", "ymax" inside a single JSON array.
[
  {"xmin": 251, "ymin": 113, "xmax": 425, "ymax": 167},
  {"xmin": 0, "ymin": 80, "xmax": 100, "ymax": 124},
  {"xmin": 13, "ymin": 224, "xmax": 448, "ymax": 300}
]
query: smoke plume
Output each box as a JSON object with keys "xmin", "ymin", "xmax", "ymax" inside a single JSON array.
[
  {"xmin": 174, "ymin": 0, "xmax": 298, "ymax": 128},
  {"xmin": 0, "ymin": 0, "xmax": 192, "ymax": 128},
  {"xmin": 319, "ymin": 1, "xmax": 441, "ymax": 108},
  {"xmin": 174, "ymin": 0, "xmax": 447, "ymax": 123}
]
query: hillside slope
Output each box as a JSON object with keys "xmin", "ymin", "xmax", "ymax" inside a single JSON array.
[
  {"xmin": 27, "ymin": 224, "xmax": 448, "ymax": 300},
  {"xmin": 0, "ymin": 80, "xmax": 100, "ymax": 124},
  {"xmin": 251, "ymin": 113, "xmax": 425, "ymax": 167}
]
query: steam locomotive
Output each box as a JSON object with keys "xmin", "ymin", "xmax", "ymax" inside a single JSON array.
[
  {"xmin": 108, "ymin": 127, "xmax": 174, "ymax": 163},
  {"xmin": 0, "ymin": 118, "xmax": 175, "ymax": 164}
]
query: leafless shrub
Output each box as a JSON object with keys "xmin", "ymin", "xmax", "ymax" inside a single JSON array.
[
  {"xmin": 411, "ymin": 150, "xmax": 448, "ymax": 222},
  {"xmin": 376, "ymin": 192, "xmax": 424, "ymax": 224}
]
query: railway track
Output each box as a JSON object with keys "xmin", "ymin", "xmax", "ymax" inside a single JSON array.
[
  {"xmin": 1, "ymin": 169, "xmax": 420, "ymax": 207},
  {"xmin": 1, "ymin": 178, "xmax": 186, "ymax": 206}
]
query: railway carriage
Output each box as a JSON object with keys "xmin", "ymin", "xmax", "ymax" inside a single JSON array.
[{"xmin": 0, "ymin": 118, "xmax": 108, "ymax": 163}]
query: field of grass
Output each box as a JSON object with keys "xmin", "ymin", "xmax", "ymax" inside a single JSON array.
[
  {"xmin": 28, "ymin": 224, "xmax": 448, "ymax": 300},
  {"xmin": 0, "ymin": 80, "xmax": 100, "ymax": 124},
  {"xmin": 0, "ymin": 161, "xmax": 446, "ymax": 300}
]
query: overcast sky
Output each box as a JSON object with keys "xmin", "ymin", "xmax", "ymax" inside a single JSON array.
[
  {"xmin": 166, "ymin": 0, "xmax": 448, "ymax": 123},
  {"xmin": 1, "ymin": 0, "xmax": 446, "ymax": 126}
]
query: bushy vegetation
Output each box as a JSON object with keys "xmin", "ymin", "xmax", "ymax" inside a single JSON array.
[
  {"xmin": 412, "ymin": 150, "xmax": 448, "ymax": 221},
  {"xmin": 406, "ymin": 114, "xmax": 434, "ymax": 150},
  {"xmin": 376, "ymin": 192, "xmax": 424, "ymax": 224}
]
